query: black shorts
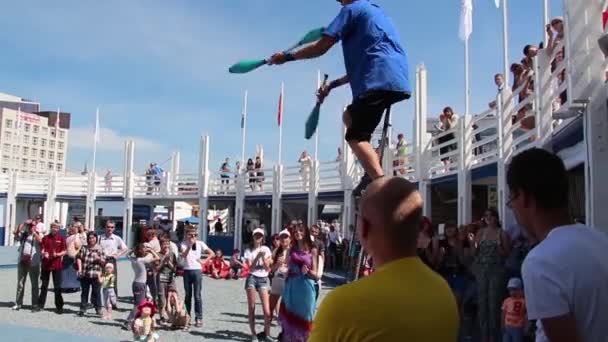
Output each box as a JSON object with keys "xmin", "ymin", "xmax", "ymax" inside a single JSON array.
[{"xmin": 345, "ymin": 90, "xmax": 410, "ymax": 142}]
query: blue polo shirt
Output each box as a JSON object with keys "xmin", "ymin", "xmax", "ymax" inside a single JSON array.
[{"xmin": 324, "ymin": 0, "xmax": 411, "ymax": 100}]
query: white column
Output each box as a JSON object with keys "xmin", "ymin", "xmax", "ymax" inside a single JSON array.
[
  {"xmin": 496, "ymin": 92, "xmax": 508, "ymax": 225},
  {"xmin": 340, "ymin": 123, "xmax": 356, "ymax": 231},
  {"xmin": 198, "ymin": 135, "xmax": 210, "ymax": 242},
  {"xmin": 457, "ymin": 115, "xmax": 473, "ymax": 226},
  {"xmin": 5, "ymin": 172, "xmax": 16, "ymax": 246},
  {"xmin": 271, "ymin": 165, "xmax": 283, "ymax": 234},
  {"xmin": 234, "ymin": 173, "xmax": 245, "ymax": 249},
  {"xmin": 44, "ymin": 172, "xmax": 58, "ymax": 224},
  {"xmin": 573, "ymin": 0, "xmax": 608, "ymax": 229},
  {"xmin": 415, "ymin": 64, "xmax": 432, "ymax": 217},
  {"xmin": 85, "ymin": 171, "xmax": 97, "ymax": 231},
  {"xmin": 123, "ymin": 140, "xmax": 135, "ymax": 246},
  {"xmin": 307, "ymin": 159, "xmax": 319, "ymax": 228}
]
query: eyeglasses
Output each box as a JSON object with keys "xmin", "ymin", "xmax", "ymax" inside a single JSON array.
[
  {"xmin": 188, "ymin": 234, "xmax": 198, "ymax": 237},
  {"xmin": 106, "ymin": 226, "xmax": 115, "ymax": 229}
]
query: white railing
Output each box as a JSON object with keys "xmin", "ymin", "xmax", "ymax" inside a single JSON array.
[
  {"xmin": 56, "ymin": 175, "xmax": 88, "ymax": 196},
  {"xmin": 0, "ymin": 173, "xmax": 9, "ymax": 193},
  {"xmin": 470, "ymin": 108, "xmax": 499, "ymax": 167},
  {"xmin": 241, "ymin": 167, "xmax": 273, "ymax": 194},
  {"xmin": 391, "ymin": 144, "xmax": 417, "ymax": 182},
  {"xmin": 133, "ymin": 174, "xmax": 165, "ymax": 197},
  {"xmin": 318, "ymin": 161, "xmax": 342, "ymax": 192},
  {"xmin": 283, "ymin": 165, "xmax": 307, "ymax": 194},
  {"xmin": 173, "ymin": 173, "xmax": 199, "ymax": 197},
  {"xmin": 96, "ymin": 175, "xmax": 125, "ymax": 197},
  {"xmin": 16, "ymin": 174, "xmax": 49, "ymax": 195},
  {"xmin": 209, "ymin": 172, "xmax": 237, "ymax": 195},
  {"xmin": 427, "ymin": 125, "xmax": 460, "ymax": 178}
]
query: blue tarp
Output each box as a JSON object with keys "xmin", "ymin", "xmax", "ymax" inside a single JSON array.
[{"xmin": 178, "ymin": 216, "xmax": 200, "ymax": 224}]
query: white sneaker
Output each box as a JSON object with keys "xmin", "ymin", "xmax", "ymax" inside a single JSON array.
[{"xmin": 11, "ymin": 304, "xmax": 20, "ymax": 310}]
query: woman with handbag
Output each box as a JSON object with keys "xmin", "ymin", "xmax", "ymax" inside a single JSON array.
[
  {"xmin": 12, "ymin": 219, "xmax": 43, "ymax": 311},
  {"xmin": 62, "ymin": 224, "xmax": 82, "ymax": 293}
]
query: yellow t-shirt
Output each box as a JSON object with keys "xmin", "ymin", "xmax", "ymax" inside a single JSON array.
[{"xmin": 308, "ymin": 257, "xmax": 459, "ymax": 342}]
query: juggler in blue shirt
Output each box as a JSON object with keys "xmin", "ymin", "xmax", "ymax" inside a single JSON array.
[{"xmin": 324, "ymin": 0, "xmax": 411, "ymax": 100}]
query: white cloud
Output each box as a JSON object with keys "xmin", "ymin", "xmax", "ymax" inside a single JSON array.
[{"xmin": 69, "ymin": 127, "xmax": 163, "ymax": 152}]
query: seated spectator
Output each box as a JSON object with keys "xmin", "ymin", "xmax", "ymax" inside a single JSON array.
[
  {"xmin": 229, "ymin": 249, "xmax": 246, "ymax": 279},
  {"xmin": 210, "ymin": 250, "xmax": 230, "ymax": 279}
]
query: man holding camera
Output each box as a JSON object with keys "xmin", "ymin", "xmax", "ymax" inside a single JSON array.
[{"xmin": 12, "ymin": 219, "xmax": 43, "ymax": 311}]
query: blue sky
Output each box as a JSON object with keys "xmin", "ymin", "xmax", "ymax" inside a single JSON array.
[{"xmin": 0, "ymin": 0, "xmax": 562, "ymax": 175}]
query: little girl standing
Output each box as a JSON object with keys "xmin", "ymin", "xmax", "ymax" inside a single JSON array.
[{"xmin": 98, "ymin": 263, "xmax": 116, "ymax": 320}]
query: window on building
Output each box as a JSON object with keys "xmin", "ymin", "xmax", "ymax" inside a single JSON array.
[
  {"xmin": 31, "ymin": 148, "xmax": 37, "ymax": 157},
  {"xmin": 41, "ymin": 138, "xmax": 47, "ymax": 147},
  {"xmin": 30, "ymin": 160, "xmax": 36, "ymax": 169},
  {"xmin": 57, "ymin": 152, "xmax": 64, "ymax": 161},
  {"xmin": 39, "ymin": 161, "xmax": 45, "ymax": 169},
  {"xmin": 5, "ymin": 119, "xmax": 12, "ymax": 129},
  {"xmin": 22, "ymin": 159, "xmax": 27, "ymax": 168},
  {"xmin": 3, "ymin": 155, "xmax": 9, "ymax": 164},
  {"xmin": 59, "ymin": 130, "xmax": 65, "ymax": 139},
  {"xmin": 5, "ymin": 132, "xmax": 12, "ymax": 141},
  {"xmin": 3, "ymin": 144, "xmax": 9, "ymax": 153},
  {"xmin": 22, "ymin": 147, "xmax": 29, "ymax": 155},
  {"xmin": 48, "ymin": 151, "xmax": 55, "ymax": 160},
  {"xmin": 48, "ymin": 162, "xmax": 54, "ymax": 170},
  {"xmin": 23, "ymin": 135, "xmax": 29, "ymax": 144},
  {"xmin": 24, "ymin": 124, "xmax": 30, "ymax": 132},
  {"xmin": 33, "ymin": 125, "xmax": 39, "ymax": 134},
  {"xmin": 40, "ymin": 150, "xmax": 46, "ymax": 159},
  {"xmin": 42, "ymin": 127, "xmax": 48, "ymax": 136},
  {"xmin": 58, "ymin": 141, "xmax": 64, "ymax": 150},
  {"xmin": 12, "ymin": 146, "xmax": 18, "ymax": 154},
  {"xmin": 49, "ymin": 140, "xmax": 55, "ymax": 149},
  {"xmin": 32, "ymin": 137, "xmax": 38, "ymax": 146},
  {"xmin": 56, "ymin": 163, "xmax": 63, "ymax": 172}
]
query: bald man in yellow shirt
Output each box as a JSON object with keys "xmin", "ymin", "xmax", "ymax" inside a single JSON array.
[{"xmin": 309, "ymin": 177, "xmax": 459, "ymax": 342}]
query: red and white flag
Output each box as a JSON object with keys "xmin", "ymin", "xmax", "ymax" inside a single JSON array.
[{"xmin": 277, "ymin": 84, "xmax": 283, "ymax": 126}]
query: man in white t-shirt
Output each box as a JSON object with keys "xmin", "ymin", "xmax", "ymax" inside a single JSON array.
[
  {"xmin": 507, "ymin": 148, "xmax": 608, "ymax": 342},
  {"xmin": 179, "ymin": 226, "xmax": 214, "ymax": 328},
  {"xmin": 98, "ymin": 220, "xmax": 127, "ymax": 303}
]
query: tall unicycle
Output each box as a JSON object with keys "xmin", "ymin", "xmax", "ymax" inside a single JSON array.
[{"xmin": 353, "ymin": 105, "xmax": 392, "ymax": 281}]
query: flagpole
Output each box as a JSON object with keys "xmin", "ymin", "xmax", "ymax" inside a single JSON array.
[
  {"xmin": 502, "ymin": 0, "xmax": 510, "ymax": 86},
  {"xmin": 278, "ymin": 82, "xmax": 284, "ymax": 166},
  {"xmin": 240, "ymin": 91, "xmax": 248, "ymax": 169},
  {"xmin": 55, "ymin": 107, "xmax": 60, "ymax": 173},
  {"xmin": 543, "ymin": 0, "xmax": 549, "ymax": 46},
  {"xmin": 465, "ymin": 37, "xmax": 470, "ymax": 116},
  {"xmin": 14, "ymin": 106, "xmax": 21, "ymax": 173},
  {"xmin": 314, "ymin": 70, "xmax": 320, "ymax": 160},
  {"xmin": 92, "ymin": 108, "xmax": 99, "ymax": 176}
]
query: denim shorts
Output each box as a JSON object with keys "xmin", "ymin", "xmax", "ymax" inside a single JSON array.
[{"xmin": 245, "ymin": 274, "xmax": 270, "ymax": 291}]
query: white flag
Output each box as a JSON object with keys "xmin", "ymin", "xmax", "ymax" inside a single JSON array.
[
  {"xmin": 94, "ymin": 108, "xmax": 100, "ymax": 143},
  {"xmin": 459, "ymin": 0, "xmax": 473, "ymax": 41},
  {"xmin": 495, "ymin": 0, "xmax": 500, "ymax": 8}
]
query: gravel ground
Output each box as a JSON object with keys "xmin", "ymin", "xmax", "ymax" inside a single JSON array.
[{"xmin": 0, "ymin": 261, "xmax": 336, "ymax": 341}]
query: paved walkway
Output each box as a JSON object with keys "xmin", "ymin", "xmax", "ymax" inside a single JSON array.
[{"xmin": 0, "ymin": 261, "xmax": 338, "ymax": 341}]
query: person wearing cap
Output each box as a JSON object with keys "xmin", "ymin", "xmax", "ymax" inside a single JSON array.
[
  {"xmin": 244, "ymin": 228, "xmax": 273, "ymax": 341},
  {"xmin": 309, "ymin": 177, "xmax": 458, "ymax": 342},
  {"xmin": 270, "ymin": 229, "xmax": 291, "ymax": 322},
  {"xmin": 501, "ymin": 278, "xmax": 527, "ymax": 342}
]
